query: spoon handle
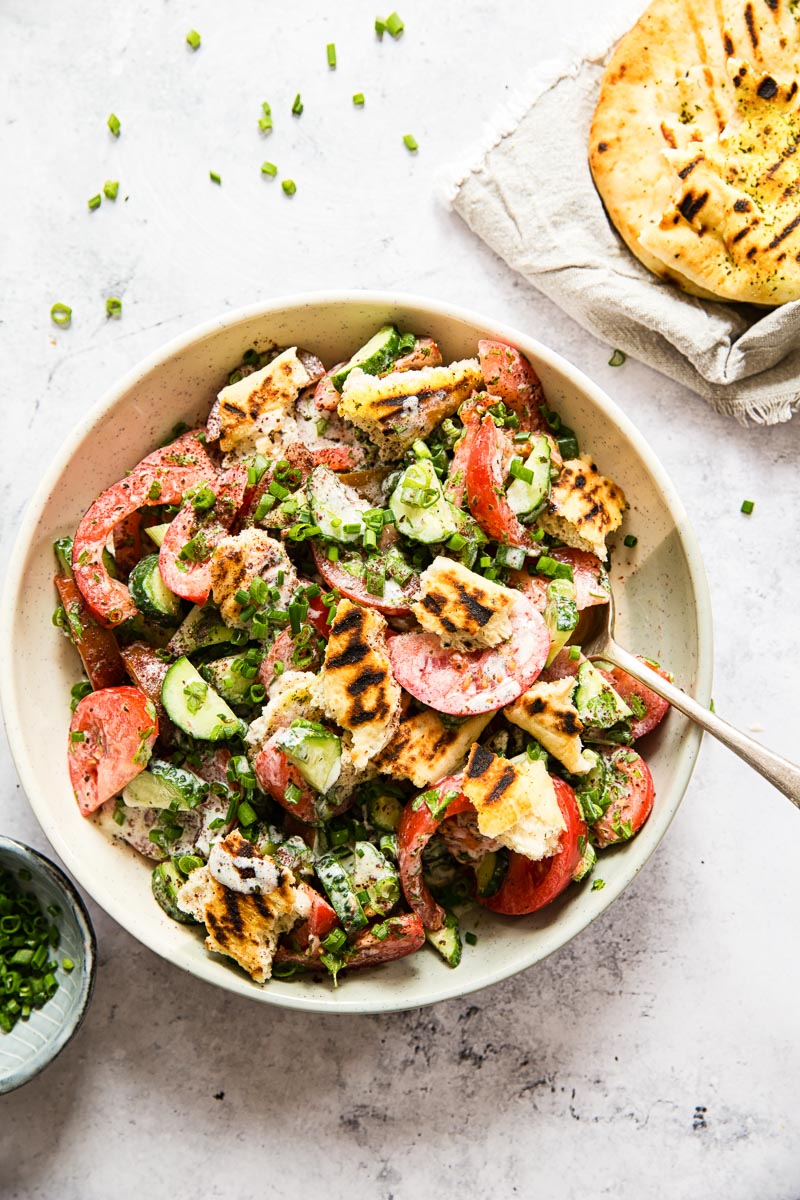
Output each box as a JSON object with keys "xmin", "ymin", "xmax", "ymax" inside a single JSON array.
[{"xmin": 594, "ymin": 643, "xmax": 800, "ymax": 810}]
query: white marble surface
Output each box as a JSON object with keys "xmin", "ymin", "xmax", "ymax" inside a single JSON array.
[{"xmin": 2, "ymin": 1, "xmax": 800, "ymax": 1196}]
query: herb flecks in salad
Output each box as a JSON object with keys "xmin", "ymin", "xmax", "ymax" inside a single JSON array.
[{"xmin": 57, "ymin": 327, "xmax": 667, "ymax": 986}]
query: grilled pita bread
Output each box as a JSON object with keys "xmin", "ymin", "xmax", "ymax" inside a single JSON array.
[{"xmin": 590, "ymin": 0, "xmax": 800, "ymax": 305}]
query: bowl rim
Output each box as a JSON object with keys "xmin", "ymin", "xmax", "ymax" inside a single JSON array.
[
  {"xmin": 0, "ymin": 290, "xmax": 713, "ymax": 1013},
  {"xmin": 0, "ymin": 835, "xmax": 97, "ymax": 1094}
]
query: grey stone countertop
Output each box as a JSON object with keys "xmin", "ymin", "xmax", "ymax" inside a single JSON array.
[{"xmin": 1, "ymin": 1, "xmax": 798, "ymax": 1196}]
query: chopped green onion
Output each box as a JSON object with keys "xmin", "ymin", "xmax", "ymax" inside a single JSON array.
[
  {"xmin": 322, "ymin": 927, "xmax": 346, "ymax": 952},
  {"xmin": 327, "ymin": 544, "xmax": 339, "ymax": 562},
  {"xmin": 292, "ymin": 94, "xmax": 303, "ymax": 116},
  {"xmin": 464, "ymin": 931, "xmax": 478, "ymax": 947},
  {"xmin": 403, "ymin": 133, "xmax": 418, "ymax": 152},
  {"xmin": 375, "ymin": 17, "xmax": 386, "ymax": 37},
  {"xmin": 284, "ymin": 782, "xmax": 302, "ymax": 806},
  {"xmin": 103, "ymin": 180, "xmax": 119, "ymax": 200},
  {"xmin": 386, "ymin": 11, "xmax": 404, "ymax": 36},
  {"xmin": 608, "ymin": 349, "xmax": 626, "ymax": 367},
  {"xmin": 253, "ymin": 493, "xmax": 276, "ymax": 522},
  {"xmin": 327, "ymin": 42, "xmax": 336, "ymax": 68},
  {"xmin": 591, "ymin": 878, "xmax": 606, "ymax": 891},
  {"xmin": 50, "ymin": 302, "xmax": 72, "ymax": 327},
  {"xmin": 262, "ymin": 101, "xmax": 272, "ymax": 116},
  {"xmin": 282, "ymin": 179, "xmax": 297, "ymax": 196},
  {"xmin": 536, "ymin": 556, "xmax": 573, "ymax": 581},
  {"xmin": 557, "ymin": 432, "xmax": 579, "ymax": 459},
  {"xmin": 105, "ymin": 297, "xmax": 122, "ymax": 319},
  {"xmin": 261, "ymin": 161, "xmax": 278, "ymax": 177},
  {"xmin": 568, "ymin": 645, "xmax": 581, "ymax": 661},
  {"xmin": 88, "ymin": 194, "xmax": 102, "ymax": 211},
  {"xmin": 740, "ymin": 499, "xmax": 754, "ymax": 515},
  {"xmin": 237, "ymin": 799, "xmax": 258, "ymax": 827},
  {"xmin": 353, "ymin": 92, "xmax": 365, "ymax": 106},
  {"xmin": 209, "ymin": 171, "xmax": 221, "ymax": 185},
  {"xmin": 623, "ymin": 534, "xmax": 638, "ymax": 548},
  {"xmin": 61, "ymin": 958, "xmax": 75, "ymax": 971},
  {"xmin": 186, "ymin": 29, "xmax": 201, "ymax": 49},
  {"xmin": 446, "ymin": 532, "xmax": 467, "ymax": 552},
  {"xmin": 509, "ymin": 457, "xmax": 534, "ymax": 485},
  {"xmin": 107, "ymin": 113, "xmax": 121, "ymax": 137}
]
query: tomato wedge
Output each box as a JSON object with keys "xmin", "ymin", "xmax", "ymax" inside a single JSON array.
[
  {"xmin": 68, "ymin": 686, "xmax": 158, "ymax": 816},
  {"xmin": 312, "ymin": 542, "xmax": 417, "ymax": 617},
  {"xmin": 307, "ymin": 444, "xmax": 366, "ymax": 471},
  {"xmin": 601, "ymin": 660, "xmax": 671, "ymax": 739},
  {"xmin": 253, "ymin": 731, "xmax": 353, "ymax": 826},
  {"xmin": 397, "ymin": 774, "xmax": 474, "ymax": 931},
  {"xmin": 465, "ymin": 415, "xmax": 537, "ymax": 549},
  {"xmin": 478, "ymin": 777, "xmax": 586, "ymax": 915},
  {"xmin": 593, "ymin": 748, "xmax": 655, "ymax": 848},
  {"xmin": 388, "ymin": 593, "xmax": 549, "ymax": 716},
  {"xmin": 55, "ymin": 575, "xmax": 126, "ymax": 690},
  {"xmin": 159, "ymin": 465, "xmax": 248, "ymax": 604},
  {"xmin": 290, "ymin": 884, "xmax": 339, "ymax": 951},
  {"xmin": 119, "ymin": 642, "xmax": 176, "ymax": 743},
  {"xmin": 443, "ymin": 416, "xmax": 479, "ymax": 509},
  {"xmin": 112, "ymin": 511, "xmax": 148, "ymax": 578},
  {"xmin": 509, "ymin": 548, "xmax": 609, "ymax": 615},
  {"xmin": 477, "ymin": 339, "xmax": 546, "ymax": 430},
  {"xmin": 72, "ymin": 431, "xmax": 217, "ymax": 626},
  {"xmin": 314, "ymin": 363, "xmax": 347, "ymax": 411},
  {"xmin": 346, "ymin": 913, "xmax": 425, "ymax": 968},
  {"xmin": 393, "ymin": 337, "xmax": 443, "ymax": 373}
]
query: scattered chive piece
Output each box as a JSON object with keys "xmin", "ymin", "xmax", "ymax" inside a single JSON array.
[
  {"xmin": 740, "ymin": 499, "xmax": 754, "ymax": 515},
  {"xmin": 709, "ymin": 699, "xmax": 716, "ymax": 713},
  {"xmin": 403, "ymin": 133, "xmax": 418, "ymax": 152},
  {"xmin": 262, "ymin": 101, "xmax": 272, "ymax": 116},
  {"xmin": 327, "ymin": 42, "xmax": 336, "ymax": 68},
  {"xmin": 259, "ymin": 114, "xmax": 273, "ymax": 133},
  {"xmin": 50, "ymin": 303, "xmax": 72, "ymax": 327},
  {"xmin": 386, "ymin": 11, "xmax": 404, "ymax": 37},
  {"xmin": 464, "ymin": 931, "xmax": 478, "ymax": 946},
  {"xmin": 87, "ymin": 194, "xmax": 102, "ymax": 211},
  {"xmin": 62, "ymin": 958, "xmax": 75, "ymax": 972},
  {"xmin": 106, "ymin": 297, "xmax": 122, "ymax": 319},
  {"xmin": 292, "ymin": 94, "xmax": 303, "ymax": 116},
  {"xmin": 261, "ymin": 161, "xmax": 278, "ymax": 177},
  {"xmin": 282, "ymin": 179, "xmax": 297, "ymax": 196},
  {"xmin": 591, "ymin": 878, "xmax": 605, "ymax": 891},
  {"xmin": 107, "ymin": 113, "xmax": 121, "ymax": 138},
  {"xmin": 209, "ymin": 170, "xmax": 221, "ymax": 185},
  {"xmin": 608, "ymin": 349, "xmax": 626, "ymax": 367},
  {"xmin": 353, "ymin": 92, "xmax": 365, "ymax": 106},
  {"xmin": 623, "ymin": 534, "xmax": 638, "ymax": 548},
  {"xmin": 375, "ymin": 17, "xmax": 386, "ymax": 37},
  {"xmin": 103, "ymin": 180, "xmax": 119, "ymax": 201},
  {"xmin": 568, "ymin": 645, "xmax": 581, "ymax": 661},
  {"xmin": 186, "ymin": 29, "xmax": 201, "ymax": 49}
]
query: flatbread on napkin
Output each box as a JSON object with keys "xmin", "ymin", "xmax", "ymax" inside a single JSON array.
[{"xmin": 590, "ymin": 0, "xmax": 800, "ymax": 305}]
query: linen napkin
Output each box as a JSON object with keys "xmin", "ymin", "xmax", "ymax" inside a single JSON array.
[{"xmin": 446, "ymin": 51, "xmax": 800, "ymax": 425}]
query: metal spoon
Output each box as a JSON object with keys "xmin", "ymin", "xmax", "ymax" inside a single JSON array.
[{"xmin": 580, "ymin": 586, "xmax": 800, "ymax": 808}]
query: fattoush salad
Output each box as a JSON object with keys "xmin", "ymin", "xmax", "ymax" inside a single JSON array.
[{"xmin": 57, "ymin": 326, "xmax": 671, "ymax": 985}]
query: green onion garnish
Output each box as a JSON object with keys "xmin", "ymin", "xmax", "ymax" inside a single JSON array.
[
  {"xmin": 741, "ymin": 499, "xmax": 754, "ymax": 515},
  {"xmin": 87, "ymin": 194, "xmax": 102, "ymax": 211},
  {"xmin": 608, "ymin": 349, "xmax": 626, "ymax": 367},
  {"xmin": 261, "ymin": 161, "xmax": 278, "ymax": 177},
  {"xmin": 403, "ymin": 133, "xmax": 418, "ymax": 152},
  {"xmin": 0, "ymin": 866, "xmax": 64, "ymax": 1033},
  {"xmin": 105, "ymin": 297, "xmax": 122, "ymax": 319},
  {"xmin": 353, "ymin": 92, "xmax": 365, "ymax": 106},
  {"xmin": 103, "ymin": 180, "xmax": 119, "ymax": 201},
  {"xmin": 623, "ymin": 534, "xmax": 638, "ymax": 547},
  {"xmin": 259, "ymin": 115, "xmax": 273, "ymax": 133},
  {"xmin": 327, "ymin": 42, "xmax": 336, "ymax": 68},
  {"xmin": 291, "ymin": 94, "xmax": 303, "ymax": 116},
  {"xmin": 62, "ymin": 958, "xmax": 75, "ymax": 971},
  {"xmin": 568, "ymin": 645, "xmax": 581, "ymax": 661},
  {"xmin": 509, "ymin": 457, "xmax": 534, "ymax": 484},
  {"xmin": 591, "ymin": 878, "xmax": 606, "ymax": 891},
  {"xmin": 209, "ymin": 171, "xmax": 221, "ymax": 185},
  {"xmin": 237, "ymin": 799, "xmax": 258, "ymax": 827},
  {"xmin": 50, "ymin": 303, "xmax": 72, "ymax": 327},
  {"xmin": 284, "ymin": 782, "xmax": 302, "ymax": 806},
  {"xmin": 107, "ymin": 113, "xmax": 121, "ymax": 137},
  {"xmin": 464, "ymin": 931, "xmax": 478, "ymax": 946},
  {"xmin": 186, "ymin": 29, "xmax": 201, "ymax": 49},
  {"xmin": 386, "ymin": 11, "xmax": 404, "ymax": 36},
  {"xmin": 282, "ymin": 179, "xmax": 297, "ymax": 196},
  {"xmin": 375, "ymin": 17, "xmax": 386, "ymax": 37}
]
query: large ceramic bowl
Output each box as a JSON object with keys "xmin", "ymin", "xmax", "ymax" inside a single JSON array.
[{"xmin": 0, "ymin": 292, "xmax": 713, "ymax": 1014}]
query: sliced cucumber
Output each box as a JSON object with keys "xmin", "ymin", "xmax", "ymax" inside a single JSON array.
[
  {"xmin": 199, "ymin": 655, "xmax": 257, "ymax": 709},
  {"xmin": 332, "ymin": 324, "xmax": 401, "ymax": 392},
  {"xmin": 122, "ymin": 759, "xmax": 209, "ymax": 811},
  {"xmin": 368, "ymin": 791, "xmax": 404, "ymax": 832},
  {"xmin": 506, "ymin": 435, "xmax": 551, "ymax": 517},
  {"xmin": 475, "ymin": 849, "xmax": 509, "ymax": 897},
  {"xmin": 315, "ymin": 853, "xmax": 368, "ymax": 933},
  {"xmin": 145, "ymin": 523, "xmax": 171, "ymax": 549},
  {"xmin": 389, "ymin": 458, "xmax": 458, "ymax": 544},
  {"xmin": 307, "ymin": 466, "xmax": 367, "ymax": 544},
  {"xmin": 274, "ymin": 720, "xmax": 342, "ymax": 793},
  {"xmin": 543, "ymin": 577, "xmax": 578, "ymax": 667},
  {"xmin": 425, "ymin": 911, "xmax": 462, "ymax": 968},
  {"xmin": 167, "ymin": 605, "xmax": 233, "ymax": 658},
  {"xmin": 573, "ymin": 660, "xmax": 632, "ymax": 730},
  {"xmin": 161, "ymin": 656, "xmax": 245, "ymax": 741},
  {"xmin": 352, "ymin": 841, "xmax": 400, "ymax": 917},
  {"xmin": 129, "ymin": 555, "xmax": 182, "ymax": 625},
  {"xmin": 151, "ymin": 861, "xmax": 198, "ymax": 924}
]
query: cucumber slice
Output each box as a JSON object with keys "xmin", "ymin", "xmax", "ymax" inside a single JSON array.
[
  {"xmin": 543, "ymin": 577, "xmax": 578, "ymax": 666},
  {"xmin": 389, "ymin": 459, "xmax": 458, "ymax": 544},
  {"xmin": 307, "ymin": 467, "xmax": 367, "ymax": 544},
  {"xmin": 506, "ymin": 435, "xmax": 551, "ymax": 517},
  {"xmin": 122, "ymin": 759, "xmax": 209, "ymax": 810},
  {"xmin": 475, "ymin": 848, "xmax": 509, "ymax": 897},
  {"xmin": 145, "ymin": 523, "xmax": 171, "ymax": 548},
  {"xmin": 425, "ymin": 911, "xmax": 462, "ymax": 968},
  {"xmin": 167, "ymin": 605, "xmax": 233, "ymax": 657},
  {"xmin": 315, "ymin": 853, "xmax": 368, "ymax": 933},
  {"xmin": 199, "ymin": 655, "xmax": 257, "ymax": 709},
  {"xmin": 161, "ymin": 656, "xmax": 245, "ymax": 741},
  {"xmin": 352, "ymin": 841, "xmax": 400, "ymax": 916},
  {"xmin": 573, "ymin": 660, "xmax": 632, "ymax": 729},
  {"xmin": 332, "ymin": 324, "xmax": 401, "ymax": 392},
  {"xmin": 129, "ymin": 554, "xmax": 182, "ymax": 625},
  {"xmin": 367, "ymin": 791, "xmax": 404, "ymax": 832},
  {"xmin": 151, "ymin": 861, "xmax": 198, "ymax": 925},
  {"xmin": 274, "ymin": 720, "xmax": 342, "ymax": 793}
]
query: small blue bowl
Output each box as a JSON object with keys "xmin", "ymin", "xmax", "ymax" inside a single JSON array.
[{"xmin": 0, "ymin": 836, "xmax": 96, "ymax": 1094}]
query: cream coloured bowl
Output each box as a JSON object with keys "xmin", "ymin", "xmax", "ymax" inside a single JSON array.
[{"xmin": 0, "ymin": 293, "xmax": 713, "ymax": 1013}]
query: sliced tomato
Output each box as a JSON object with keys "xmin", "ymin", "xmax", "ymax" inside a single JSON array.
[
  {"xmin": 478, "ymin": 777, "xmax": 586, "ymax": 915},
  {"xmin": 314, "ymin": 364, "xmax": 347, "ymax": 411},
  {"xmin": 345, "ymin": 913, "xmax": 425, "ymax": 968},
  {"xmin": 392, "ymin": 337, "xmax": 443, "ymax": 373},
  {"xmin": 253, "ymin": 732, "xmax": 353, "ymax": 826},
  {"xmin": 388, "ymin": 593, "xmax": 549, "ymax": 716},
  {"xmin": 601, "ymin": 659, "xmax": 671, "ymax": 739},
  {"xmin": 291, "ymin": 883, "xmax": 339, "ymax": 951},
  {"xmin": 539, "ymin": 647, "xmax": 583, "ymax": 683},
  {"xmin": 112, "ymin": 511, "xmax": 147, "ymax": 578},
  {"xmin": 258, "ymin": 625, "xmax": 325, "ymax": 688},
  {"xmin": 477, "ymin": 339, "xmax": 546, "ymax": 430},
  {"xmin": 72, "ymin": 431, "xmax": 217, "ymax": 626},
  {"xmin": 55, "ymin": 575, "xmax": 126, "ymax": 691},
  {"xmin": 397, "ymin": 774, "xmax": 474, "ymax": 931},
  {"xmin": 312, "ymin": 542, "xmax": 417, "ymax": 617},
  {"xmin": 307, "ymin": 444, "xmax": 366, "ymax": 471},
  {"xmin": 158, "ymin": 465, "xmax": 248, "ymax": 604},
  {"xmin": 465, "ymin": 415, "xmax": 537, "ymax": 548},
  {"xmin": 68, "ymin": 686, "xmax": 158, "ymax": 816},
  {"xmin": 593, "ymin": 747, "xmax": 655, "ymax": 848},
  {"xmin": 119, "ymin": 642, "xmax": 175, "ymax": 742}
]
